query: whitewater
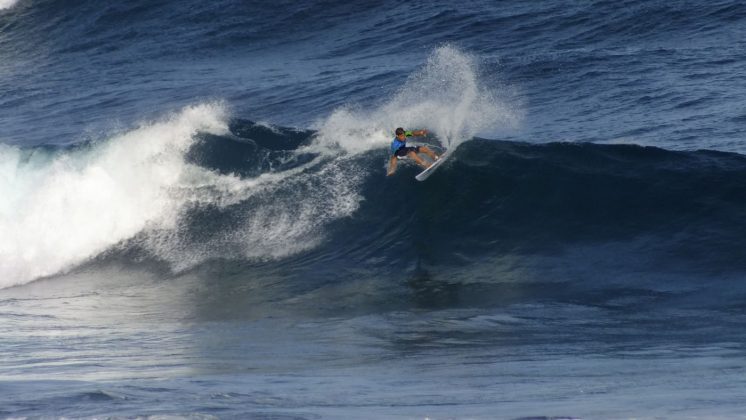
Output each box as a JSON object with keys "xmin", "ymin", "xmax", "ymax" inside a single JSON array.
[{"xmin": 0, "ymin": 0, "xmax": 17, "ymax": 11}]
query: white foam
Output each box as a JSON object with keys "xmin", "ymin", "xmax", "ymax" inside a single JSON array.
[
  {"xmin": 0, "ymin": 102, "xmax": 368, "ymax": 287},
  {"xmin": 313, "ymin": 45, "xmax": 522, "ymax": 154},
  {"xmin": 0, "ymin": 103, "xmax": 237, "ymax": 287},
  {"xmin": 0, "ymin": 0, "xmax": 19, "ymax": 10}
]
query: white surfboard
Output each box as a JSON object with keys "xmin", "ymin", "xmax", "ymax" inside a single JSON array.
[{"xmin": 415, "ymin": 151, "xmax": 450, "ymax": 181}]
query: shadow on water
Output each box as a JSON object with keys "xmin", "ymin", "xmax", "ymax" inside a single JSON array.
[{"xmin": 406, "ymin": 259, "xmax": 461, "ymax": 309}]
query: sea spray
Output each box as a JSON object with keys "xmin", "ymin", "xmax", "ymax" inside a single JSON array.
[
  {"xmin": 138, "ymin": 152, "xmax": 365, "ymax": 272},
  {"xmin": 313, "ymin": 45, "xmax": 521, "ymax": 154}
]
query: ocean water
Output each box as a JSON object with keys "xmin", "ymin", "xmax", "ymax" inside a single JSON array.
[{"xmin": 3, "ymin": 0, "xmax": 746, "ymax": 418}]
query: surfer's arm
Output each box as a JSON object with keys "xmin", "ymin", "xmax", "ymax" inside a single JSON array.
[{"xmin": 410, "ymin": 129, "xmax": 428, "ymax": 137}]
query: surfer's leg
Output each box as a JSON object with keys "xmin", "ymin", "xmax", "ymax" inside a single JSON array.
[
  {"xmin": 387, "ymin": 155, "xmax": 398, "ymax": 176},
  {"xmin": 408, "ymin": 151, "xmax": 430, "ymax": 169},
  {"xmin": 419, "ymin": 146, "xmax": 439, "ymax": 161}
]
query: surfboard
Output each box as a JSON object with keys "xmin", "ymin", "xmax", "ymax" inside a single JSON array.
[{"xmin": 415, "ymin": 151, "xmax": 449, "ymax": 181}]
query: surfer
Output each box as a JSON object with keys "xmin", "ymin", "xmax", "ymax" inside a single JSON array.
[{"xmin": 387, "ymin": 127, "xmax": 440, "ymax": 176}]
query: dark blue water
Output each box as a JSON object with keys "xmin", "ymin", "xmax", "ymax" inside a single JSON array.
[{"xmin": 3, "ymin": 0, "xmax": 746, "ymax": 418}]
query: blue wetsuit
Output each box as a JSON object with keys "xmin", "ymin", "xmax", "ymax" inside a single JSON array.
[{"xmin": 390, "ymin": 131, "xmax": 419, "ymax": 157}]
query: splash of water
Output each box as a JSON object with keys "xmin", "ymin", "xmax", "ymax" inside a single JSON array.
[{"xmin": 313, "ymin": 45, "xmax": 522, "ymax": 154}]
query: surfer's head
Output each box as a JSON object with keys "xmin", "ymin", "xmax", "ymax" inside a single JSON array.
[{"xmin": 395, "ymin": 127, "xmax": 405, "ymax": 138}]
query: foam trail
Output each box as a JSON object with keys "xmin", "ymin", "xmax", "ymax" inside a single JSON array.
[
  {"xmin": 0, "ymin": 103, "xmax": 237, "ymax": 287},
  {"xmin": 313, "ymin": 45, "xmax": 521, "ymax": 154}
]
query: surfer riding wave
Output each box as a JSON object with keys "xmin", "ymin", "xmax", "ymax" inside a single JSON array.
[{"xmin": 387, "ymin": 127, "xmax": 440, "ymax": 176}]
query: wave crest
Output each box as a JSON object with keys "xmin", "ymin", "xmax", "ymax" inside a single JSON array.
[{"xmin": 0, "ymin": 103, "xmax": 233, "ymax": 287}]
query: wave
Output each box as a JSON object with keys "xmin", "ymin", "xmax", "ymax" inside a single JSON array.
[
  {"xmin": 0, "ymin": 103, "xmax": 229, "ymax": 286},
  {"xmin": 1, "ymin": 45, "xmax": 510, "ymax": 288},
  {"xmin": 0, "ymin": 105, "xmax": 384, "ymax": 288},
  {"xmin": 0, "ymin": 103, "xmax": 362, "ymax": 288},
  {"xmin": 6, "ymin": 118, "xmax": 746, "ymax": 290},
  {"xmin": 105, "ymin": 136, "xmax": 746, "ymax": 316},
  {"xmin": 5, "ymin": 43, "xmax": 746, "ymax": 291}
]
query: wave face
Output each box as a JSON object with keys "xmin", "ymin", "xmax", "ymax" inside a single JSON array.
[
  {"xmin": 0, "ymin": 27, "xmax": 745, "ymax": 299},
  {"xmin": 6, "ymin": 116, "xmax": 746, "ymax": 297}
]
